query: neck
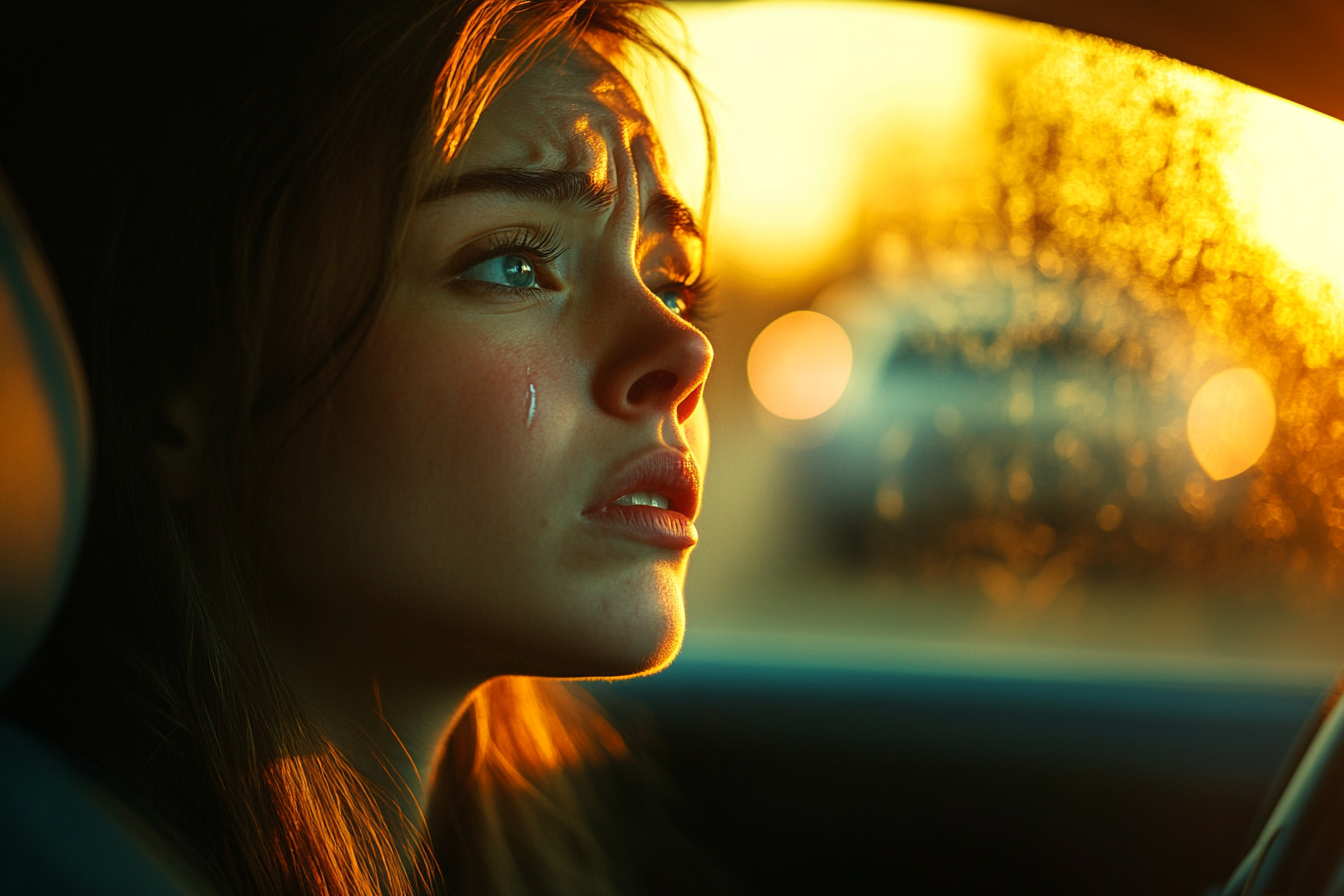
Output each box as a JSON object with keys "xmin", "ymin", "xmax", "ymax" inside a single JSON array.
[{"xmin": 267, "ymin": 613, "xmax": 492, "ymax": 843}]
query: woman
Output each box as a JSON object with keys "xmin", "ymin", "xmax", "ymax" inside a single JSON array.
[{"xmin": 0, "ymin": 1, "xmax": 716, "ymax": 893}]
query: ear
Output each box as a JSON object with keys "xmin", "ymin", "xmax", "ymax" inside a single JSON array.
[{"xmin": 151, "ymin": 390, "xmax": 210, "ymax": 502}]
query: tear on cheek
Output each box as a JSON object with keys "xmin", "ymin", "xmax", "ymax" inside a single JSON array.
[{"xmin": 525, "ymin": 368, "xmax": 537, "ymax": 429}]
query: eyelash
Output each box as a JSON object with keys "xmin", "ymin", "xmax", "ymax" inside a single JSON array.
[
  {"xmin": 451, "ymin": 226, "xmax": 566, "ymax": 291},
  {"xmin": 663, "ymin": 275, "xmax": 718, "ymax": 327},
  {"xmin": 451, "ymin": 226, "xmax": 716, "ymax": 326}
]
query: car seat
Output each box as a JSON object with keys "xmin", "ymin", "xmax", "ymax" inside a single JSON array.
[{"xmin": 0, "ymin": 172, "xmax": 193, "ymax": 894}]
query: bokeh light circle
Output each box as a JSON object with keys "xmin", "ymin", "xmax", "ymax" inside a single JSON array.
[
  {"xmin": 1187, "ymin": 368, "xmax": 1276, "ymax": 481},
  {"xmin": 747, "ymin": 311, "xmax": 853, "ymax": 420}
]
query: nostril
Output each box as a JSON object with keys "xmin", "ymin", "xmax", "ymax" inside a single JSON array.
[
  {"xmin": 626, "ymin": 370, "xmax": 678, "ymax": 406},
  {"xmin": 676, "ymin": 383, "xmax": 704, "ymax": 424}
]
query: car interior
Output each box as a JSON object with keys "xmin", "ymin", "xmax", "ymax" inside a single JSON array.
[{"xmin": 3, "ymin": 1, "xmax": 1344, "ymax": 894}]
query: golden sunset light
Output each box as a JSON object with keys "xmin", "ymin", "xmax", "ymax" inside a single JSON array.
[
  {"xmin": 747, "ymin": 310, "xmax": 853, "ymax": 419},
  {"xmin": 659, "ymin": 2, "xmax": 991, "ymax": 281},
  {"xmin": 1223, "ymin": 92, "xmax": 1344, "ymax": 311},
  {"xmin": 660, "ymin": 1, "xmax": 1344, "ymax": 304},
  {"xmin": 1187, "ymin": 368, "xmax": 1277, "ymax": 481},
  {"xmin": 663, "ymin": 2, "xmax": 1344, "ymax": 625}
]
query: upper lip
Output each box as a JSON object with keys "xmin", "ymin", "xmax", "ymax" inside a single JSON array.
[{"xmin": 585, "ymin": 449, "xmax": 702, "ymax": 520}]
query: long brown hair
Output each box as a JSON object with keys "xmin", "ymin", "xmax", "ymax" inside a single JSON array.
[{"xmin": 0, "ymin": 2, "xmax": 712, "ymax": 893}]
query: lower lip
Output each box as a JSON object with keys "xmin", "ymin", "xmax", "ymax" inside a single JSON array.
[{"xmin": 584, "ymin": 505, "xmax": 698, "ymax": 550}]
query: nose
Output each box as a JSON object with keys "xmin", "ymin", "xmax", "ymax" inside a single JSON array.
[{"xmin": 595, "ymin": 297, "xmax": 713, "ymax": 426}]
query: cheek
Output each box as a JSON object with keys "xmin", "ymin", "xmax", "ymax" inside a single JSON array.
[
  {"xmin": 261, "ymin": 314, "xmax": 584, "ymax": 609},
  {"xmin": 351, "ymin": 322, "xmax": 573, "ymax": 538}
]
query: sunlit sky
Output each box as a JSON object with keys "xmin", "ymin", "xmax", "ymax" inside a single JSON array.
[
  {"xmin": 655, "ymin": 1, "xmax": 1344, "ymax": 295},
  {"xmin": 1227, "ymin": 93, "xmax": 1344, "ymax": 299}
]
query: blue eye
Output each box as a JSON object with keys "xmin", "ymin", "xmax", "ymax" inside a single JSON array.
[
  {"xmin": 461, "ymin": 253, "xmax": 537, "ymax": 289},
  {"xmin": 658, "ymin": 289, "xmax": 688, "ymax": 317}
]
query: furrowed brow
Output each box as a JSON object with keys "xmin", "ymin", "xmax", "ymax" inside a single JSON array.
[
  {"xmin": 645, "ymin": 190, "xmax": 703, "ymax": 244},
  {"xmin": 422, "ymin": 167, "xmax": 617, "ymax": 210}
]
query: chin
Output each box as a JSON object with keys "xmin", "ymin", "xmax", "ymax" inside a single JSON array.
[
  {"xmin": 561, "ymin": 592, "xmax": 686, "ymax": 681},
  {"xmin": 618, "ymin": 613, "xmax": 685, "ymax": 677}
]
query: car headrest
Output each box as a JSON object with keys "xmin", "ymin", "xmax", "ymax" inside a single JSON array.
[{"xmin": 0, "ymin": 174, "xmax": 90, "ymax": 692}]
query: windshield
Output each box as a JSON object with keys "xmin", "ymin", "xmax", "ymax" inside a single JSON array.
[{"xmin": 651, "ymin": 0, "xmax": 1344, "ymax": 679}]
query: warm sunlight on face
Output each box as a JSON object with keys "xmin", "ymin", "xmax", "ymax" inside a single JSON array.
[
  {"xmin": 1187, "ymin": 368, "xmax": 1276, "ymax": 481},
  {"xmin": 258, "ymin": 47, "xmax": 711, "ymax": 682},
  {"xmin": 748, "ymin": 310, "xmax": 852, "ymax": 419}
]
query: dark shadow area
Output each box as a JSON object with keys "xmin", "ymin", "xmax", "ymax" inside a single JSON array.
[{"xmin": 594, "ymin": 658, "xmax": 1323, "ymax": 895}]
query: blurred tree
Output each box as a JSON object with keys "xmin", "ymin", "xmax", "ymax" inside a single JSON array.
[{"xmin": 808, "ymin": 30, "xmax": 1344, "ymax": 607}]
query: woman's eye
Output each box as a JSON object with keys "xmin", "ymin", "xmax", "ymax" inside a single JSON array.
[
  {"xmin": 460, "ymin": 253, "xmax": 537, "ymax": 289},
  {"xmin": 657, "ymin": 289, "xmax": 689, "ymax": 317}
]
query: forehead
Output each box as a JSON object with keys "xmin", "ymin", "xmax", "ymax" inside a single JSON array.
[{"xmin": 450, "ymin": 42, "xmax": 664, "ymax": 183}]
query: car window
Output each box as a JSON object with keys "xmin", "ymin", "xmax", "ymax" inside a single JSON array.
[{"xmin": 649, "ymin": 0, "xmax": 1344, "ymax": 679}]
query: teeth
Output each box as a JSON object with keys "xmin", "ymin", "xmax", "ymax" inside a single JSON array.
[{"xmin": 613, "ymin": 491, "xmax": 671, "ymax": 510}]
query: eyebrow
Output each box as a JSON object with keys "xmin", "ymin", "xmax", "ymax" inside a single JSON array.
[
  {"xmin": 422, "ymin": 167, "xmax": 705, "ymax": 249},
  {"xmin": 422, "ymin": 167, "xmax": 618, "ymax": 210}
]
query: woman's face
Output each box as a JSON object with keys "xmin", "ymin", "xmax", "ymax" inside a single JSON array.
[{"xmin": 257, "ymin": 45, "xmax": 712, "ymax": 681}]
